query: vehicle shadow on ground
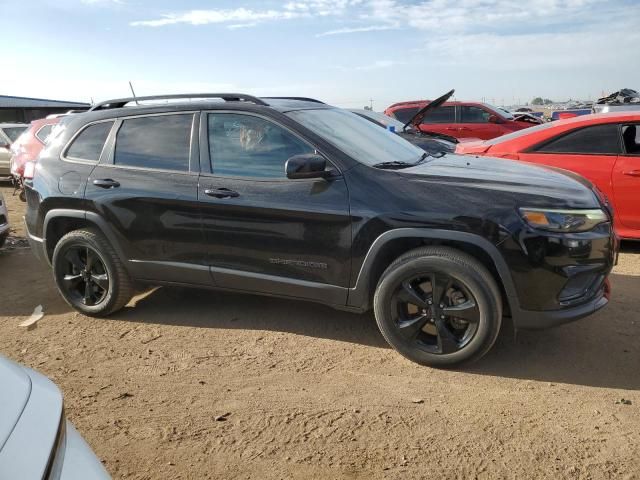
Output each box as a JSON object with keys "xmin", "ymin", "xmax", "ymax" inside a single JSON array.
[
  {"xmin": 112, "ymin": 271, "xmax": 640, "ymax": 390},
  {"xmin": 470, "ymin": 272, "xmax": 640, "ymax": 391}
]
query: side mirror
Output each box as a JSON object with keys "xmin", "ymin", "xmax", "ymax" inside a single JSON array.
[
  {"xmin": 285, "ymin": 153, "xmax": 328, "ymax": 179},
  {"xmin": 0, "ymin": 143, "xmax": 10, "ymax": 150},
  {"xmin": 487, "ymin": 114, "xmax": 503, "ymax": 124}
]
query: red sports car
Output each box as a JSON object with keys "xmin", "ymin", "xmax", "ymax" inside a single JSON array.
[{"xmin": 456, "ymin": 112, "xmax": 640, "ymax": 239}]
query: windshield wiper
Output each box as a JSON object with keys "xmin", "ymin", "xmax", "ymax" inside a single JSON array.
[{"xmin": 372, "ymin": 160, "xmax": 415, "ymax": 169}]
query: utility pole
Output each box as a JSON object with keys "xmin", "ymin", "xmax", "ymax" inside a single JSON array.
[{"xmin": 369, "ymin": 98, "xmax": 374, "ymax": 110}]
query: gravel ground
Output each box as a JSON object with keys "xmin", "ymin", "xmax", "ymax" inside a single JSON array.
[{"xmin": 0, "ymin": 184, "xmax": 639, "ymax": 480}]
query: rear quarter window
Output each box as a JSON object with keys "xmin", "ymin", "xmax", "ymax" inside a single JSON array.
[{"xmin": 65, "ymin": 121, "xmax": 114, "ymax": 161}]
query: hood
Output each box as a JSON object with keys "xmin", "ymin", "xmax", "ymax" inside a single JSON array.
[
  {"xmin": 403, "ymin": 89, "xmax": 455, "ymax": 131},
  {"xmin": 399, "ymin": 153, "xmax": 598, "ymax": 208},
  {"xmin": 455, "ymin": 140, "xmax": 490, "ymax": 154},
  {"xmin": 0, "ymin": 357, "xmax": 32, "ymax": 451},
  {"xmin": 398, "ymin": 132, "xmax": 456, "ymax": 154}
]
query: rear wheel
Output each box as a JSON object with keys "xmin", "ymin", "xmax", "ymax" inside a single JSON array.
[
  {"xmin": 373, "ymin": 246, "xmax": 502, "ymax": 367},
  {"xmin": 52, "ymin": 228, "xmax": 133, "ymax": 317}
]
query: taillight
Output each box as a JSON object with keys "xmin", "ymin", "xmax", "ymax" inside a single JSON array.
[{"xmin": 23, "ymin": 161, "xmax": 36, "ymax": 180}]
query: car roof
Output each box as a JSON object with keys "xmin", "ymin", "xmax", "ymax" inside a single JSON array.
[{"xmin": 387, "ymin": 100, "xmax": 486, "ymax": 110}]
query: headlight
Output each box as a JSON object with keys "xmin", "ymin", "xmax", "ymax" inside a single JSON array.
[{"xmin": 519, "ymin": 208, "xmax": 608, "ymax": 233}]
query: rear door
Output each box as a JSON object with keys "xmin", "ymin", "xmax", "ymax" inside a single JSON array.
[
  {"xmin": 517, "ymin": 124, "xmax": 621, "ymax": 203},
  {"xmin": 198, "ymin": 111, "xmax": 351, "ymax": 305},
  {"xmin": 613, "ymin": 124, "xmax": 640, "ymax": 231},
  {"xmin": 84, "ymin": 112, "xmax": 209, "ymax": 285}
]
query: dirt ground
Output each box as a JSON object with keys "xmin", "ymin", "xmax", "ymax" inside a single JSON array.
[{"xmin": 0, "ymin": 184, "xmax": 639, "ymax": 480}]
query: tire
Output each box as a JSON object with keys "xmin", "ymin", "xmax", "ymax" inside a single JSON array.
[
  {"xmin": 52, "ymin": 228, "xmax": 133, "ymax": 317},
  {"xmin": 373, "ymin": 246, "xmax": 502, "ymax": 367}
]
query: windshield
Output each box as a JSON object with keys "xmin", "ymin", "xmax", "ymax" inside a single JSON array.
[
  {"xmin": 2, "ymin": 127, "xmax": 27, "ymax": 143},
  {"xmin": 288, "ymin": 108, "xmax": 425, "ymax": 167},
  {"xmin": 353, "ymin": 110, "xmax": 405, "ymax": 130},
  {"xmin": 482, "ymin": 103, "xmax": 514, "ymax": 120}
]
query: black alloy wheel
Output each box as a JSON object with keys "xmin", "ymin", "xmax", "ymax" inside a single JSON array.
[{"xmin": 59, "ymin": 245, "xmax": 109, "ymax": 307}]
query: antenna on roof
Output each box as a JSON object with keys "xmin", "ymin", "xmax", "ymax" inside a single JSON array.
[{"xmin": 128, "ymin": 81, "xmax": 139, "ymax": 105}]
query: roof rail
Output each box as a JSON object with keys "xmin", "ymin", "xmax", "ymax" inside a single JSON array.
[
  {"xmin": 89, "ymin": 93, "xmax": 269, "ymax": 111},
  {"xmin": 262, "ymin": 96, "xmax": 325, "ymax": 104}
]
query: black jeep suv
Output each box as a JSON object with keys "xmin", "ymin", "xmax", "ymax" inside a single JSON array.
[{"xmin": 24, "ymin": 93, "xmax": 617, "ymax": 366}]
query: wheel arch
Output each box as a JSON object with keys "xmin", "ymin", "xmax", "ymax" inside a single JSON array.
[
  {"xmin": 43, "ymin": 209, "xmax": 128, "ymax": 268},
  {"xmin": 347, "ymin": 228, "xmax": 519, "ymax": 314}
]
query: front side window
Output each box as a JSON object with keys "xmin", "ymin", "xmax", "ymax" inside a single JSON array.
[
  {"xmin": 460, "ymin": 106, "xmax": 490, "ymax": 123},
  {"xmin": 66, "ymin": 121, "xmax": 113, "ymax": 161},
  {"xmin": 622, "ymin": 124, "xmax": 640, "ymax": 155},
  {"xmin": 422, "ymin": 106, "xmax": 455, "ymax": 124},
  {"xmin": 534, "ymin": 124, "xmax": 621, "ymax": 155},
  {"xmin": 114, "ymin": 114, "xmax": 193, "ymax": 171},
  {"xmin": 208, "ymin": 113, "xmax": 314, "ymax": 178}
]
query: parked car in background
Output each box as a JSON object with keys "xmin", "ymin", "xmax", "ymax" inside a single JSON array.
[
  {"xmin": 0, "ymin": 192, "xmax": 9, "ymax": 249},
  {"xmin": 0, "ymin": 355, "xmax": 110, "ymax": 479},
  {"xmin": 0, "ymin": 123, "xmax": 28, "ymax": 178},
  {"xmin": 10, "ymin": 117, "xmax": 62, "ymax": 200},
  {"xmin": 384, "ymin": 95, "xmax": 536, "ymax": 140},
  {"xmin": 456, "ymin": 112, "xmax": 640, "ymax": 239},
  {"xmin": 24, "ymin": 93, "xmax": 617, "ymax": 367},
  {"xmin": 350, "ymin": 93, "xmax": 457, "ymax": 155}
]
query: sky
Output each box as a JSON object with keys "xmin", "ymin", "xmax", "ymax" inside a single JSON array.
[{"xmin": 2, "ymin": 0, "xmax": 639, "ymax": 109}]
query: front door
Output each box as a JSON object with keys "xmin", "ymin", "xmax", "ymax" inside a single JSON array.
[
  {"xmin": 85, "ymin": 112, "xmax": 208, "ymax": 284},
  {"xmin": 198, "ymin": 111, "xmax": 352, "ymax": 305},
  {"xmin": 613, "ymin": 124, "xmax": 640, "ymax": 231},
  {"xmin": 457, "ymin": 105, "xmax": 504, "ymax": 140}
]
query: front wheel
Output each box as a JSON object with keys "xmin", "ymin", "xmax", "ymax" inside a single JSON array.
[
  {"xmin": 373, "ymin": 246, "xmax": 502, "ymax": 367},
  {"xmin": 52, "ymin": 228, "xmax": 133, "ymax": 317}
]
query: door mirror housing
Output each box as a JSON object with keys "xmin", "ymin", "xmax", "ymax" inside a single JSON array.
[
  {"xmin": 285, "ymin": 154, "xmax": 329, "ymax": 179},
  {"xmin": 0, "ymin": 143, "xmax": 10, "ymax": 150},
  {"xmin": 487, "ymin": 114, "xmax": 503, "ymax": 124}
]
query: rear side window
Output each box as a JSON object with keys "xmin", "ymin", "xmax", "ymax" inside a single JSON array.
[
  {"xmin": 534, "ymin": 124, "xmax": 621, "ymax": 155},
  {"xmin": 66, "ymin": 122, "xmax": 113, "ymax": 161},
  {"xmin": 422, "ymin": 106, "xmax": 455, "ymax": 124},
  {"xmin": 114, "ymin": 114, "xmax": 193, "ymax": 171},
  {"xmin": 460, "ymin": 106, "xmax": 490, "ymax": 123},
  {"xmin": 35, "ymin": 124, "xmax": 53, "ymax": 143},
  {"xmin": 622, "ymin": 124, "xmax": 640, "ymax": 155}
]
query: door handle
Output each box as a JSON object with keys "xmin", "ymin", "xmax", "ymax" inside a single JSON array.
[
  {"xmin": 623, "ymin": 170, "xmax": 640, "ymax": 177},
  {"xmin": 204, "ymin": 187, "xmax": 240, "ymax": 199},
  {"xmin": 92, "ymin": 178, "xmax": 120, "ymax": 189}
]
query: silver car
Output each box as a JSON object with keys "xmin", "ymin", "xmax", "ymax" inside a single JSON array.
[
  {"xmin": 0, "ymin": 123, "xmax": 28, "ymax": 177},
  {"xmin": 0, "ymin": 355, "xmax": 110, "ymax": 479},
  {"xmin": 0, "ymin": 192, "xmax": 9, "ymax": 249}
]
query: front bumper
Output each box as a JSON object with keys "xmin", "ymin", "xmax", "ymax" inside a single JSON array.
[{"xmin": 512, "ymin": 280, "xmax": 609, "ymax": 329}]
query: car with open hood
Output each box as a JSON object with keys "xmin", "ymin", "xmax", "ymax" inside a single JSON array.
[{"xmin": 384, "ymin": 91, "xmax": 537, "ymax": 140}]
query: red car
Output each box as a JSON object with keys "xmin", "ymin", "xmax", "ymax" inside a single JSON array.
[
  {"xmin": 456, "ymin": 112, "xmax": 640, "ymax": 239},
  {"xmin": 385, "ymin": 95, "xmax": 538, "ymax": 140},
  {"xmin": 10, "ymin": 117, "xmax": 61, "ymax": 178}
]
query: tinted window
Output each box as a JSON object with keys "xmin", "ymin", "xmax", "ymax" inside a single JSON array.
[
  {"xmin": 208, "ymin": 113, "xmax": 314, "ymax": 178},
  {"xmin": 35, "ymin": 125, "xmax": 53, "ymax": 143},
  {"xmin": 114, "ymin": 114, "xmax": 192, "ymax": 171},
  {"xmin": 622, "ymin": 124, "xmax": 640, "ymax": 154},
  {"xmin": 422, "ymin": 106, "xmax": 455, "ymax": 124},
  {"xmin": 66, "ymin": 122, "xmax": 113, "ymax": 161},
  {"xmin": 460, "ymin": 106, "xmax": 490, "ymax": 123},
  {"xmin": 391, "ymin": 107, "xmax": 420, "ymax": 124},
  {"xmin": 2, "ymin": 127, "xmax": 27, "ymax": 142},
  {"xmin": 535, "ymin": 124, "xmax": 621, "ymax": 154}
]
